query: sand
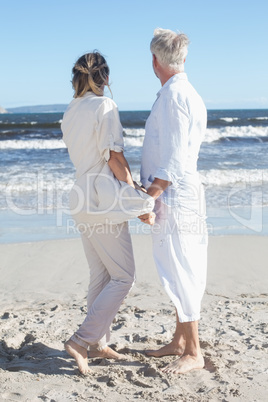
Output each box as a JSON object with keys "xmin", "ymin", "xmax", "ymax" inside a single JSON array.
[{"xmin": 0, "ymin": 235, "xmax": 267, "ymax": 401}]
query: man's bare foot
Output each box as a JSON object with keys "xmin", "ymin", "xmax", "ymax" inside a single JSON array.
[
  {"xmin": 64, "ymin": 339, "xmax": 89, "ymax": 375},
  {"xmin": 145, "ymin": 342, "xmax": 185, "ymax": 358},
  {"xmin": 161, "ymin": 353, "xmax": 204, "ymax": 374},
  {"xmin": 88, "ymin": 345, "xmax": 128, "ymax": 360}
]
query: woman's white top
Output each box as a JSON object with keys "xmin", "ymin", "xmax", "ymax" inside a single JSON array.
[
  {"xmin": 61, "ymin": 92, "xmax": 124, "ymax": 179},
  {"xmin": 61, "ymin": 92, "xmax": 154, "ymax": 226}
]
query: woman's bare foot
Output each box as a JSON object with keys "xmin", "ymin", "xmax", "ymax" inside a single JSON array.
[
  {"xmin": 161, "ymin": 353, "xmax": 204, "ymax": 374},
  {"xmin": 64, "ymin": 339, "xmax": 89, "ymax": 375},
  {"xmin": 88, "ymin": 345, "xmax": 127, "ymax": 360},
  {"xmin": 145, "ymin": 341, "xmax": 185, "ymax": 358}
]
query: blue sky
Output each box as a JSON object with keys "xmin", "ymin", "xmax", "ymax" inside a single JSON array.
[{"xmin": 1, "ymin": 0, "xmax": 268, "ymax": 110}]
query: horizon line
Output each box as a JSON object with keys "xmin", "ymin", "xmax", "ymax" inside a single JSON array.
[{"xmin": 2, "ymin": 103, "xmax": 268, "ymax": 113}]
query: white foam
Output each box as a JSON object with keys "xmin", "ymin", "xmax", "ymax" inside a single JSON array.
[
  {"xmin": 124, "ymin": 136, "xmax": 144, "ymax": 147},
  {"xmin": 1, "ymin": 176, "xmax": 74, "ymax": 193},
  {"xmin": 123, "ymin": 126, "xmax": 268, "ymax": 145},
  {"xmin": 200, "ymin": 168, "xmax": 268, "ymax": 186},
  {"xmin": 2, "ymin": 168, "xmax": 268, "ymax": 210},
  {"xmin": 0, "ymin": 139, "xmax": 66, "ymax": 150},
  {"xmin": 220, "ymin": 117, "xmax": 239, "ymax": 122},
  {"xmin": 123, "ymin": 128, "xmax": 145, "ymax": 137},
  {"xmin": 3, "ymin": 168, "xmax": 267, "ymax": 194}
]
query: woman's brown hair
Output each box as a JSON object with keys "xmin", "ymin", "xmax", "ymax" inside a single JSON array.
[{"xmin": 72, "ymin": 51, "xmax": 110, "ymax": 98}]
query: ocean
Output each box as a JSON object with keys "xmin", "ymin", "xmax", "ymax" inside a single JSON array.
[{"xmin": 0, "ymin": 109, "xmax": 268, "ymax": 243}]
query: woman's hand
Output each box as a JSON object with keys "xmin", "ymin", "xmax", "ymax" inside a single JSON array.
[{"xmin": 138, "ymin": 212, "xmax": 156, "ymax": 225}]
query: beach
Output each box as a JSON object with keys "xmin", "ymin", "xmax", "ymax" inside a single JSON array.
[
  {"xmin": 1, "ymin": 234, "xmax": 267, "ymax": 401},
  {"xmin": 1, "ymin": 108, "xmax": 268, "ymax": 400}
]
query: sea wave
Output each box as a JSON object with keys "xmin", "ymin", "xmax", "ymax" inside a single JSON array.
[
  {"xmin": 2, "ymin": 167, "xmax": 267, "ymax": 192},
  {"xmin": 0, "ymin": 139, "xmax": 66, "ymax": 150},
  {"xmin": 200, "ymin": 168, "xmax": 268, "ymax": 186},
  {"xmin": 1, "ymin": 167, "xmax": 268, "ymax": 211},
  {"xmin": 124, "ymin": 136, "xmax": 144, "ymax": 148},
  {"xmin": 123, "ymin": 126, "xmax": 268, "ymax": 146},
  {"xmin": 1, "ymin": 125, "xmax": 268, "ymax": 150},
  {"xmin": 204, "ymin": 126, "xmax": 268, "ymax": 143},
  {"xmin": 123, "ymin": 128, "xmax": 145, "ymax": 137},
  {"xmin": 1, "ymin": 175, "xmax": 74, "ymax": 193},
  {"xmin": 219, "ymin": 117, "xmax": 239, "ymax": 123},
  {"xmin": 249, "ymin": 116, "xmax": 268, "ymax": 121}
]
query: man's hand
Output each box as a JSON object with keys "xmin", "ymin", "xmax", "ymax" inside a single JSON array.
[
  {"xmin": 133, "ymin": 181, "xmax": 147, "ymax": 193},
  {"xmin": 138, "ymin": 212, "xmax": 156, "ymax": 225}
]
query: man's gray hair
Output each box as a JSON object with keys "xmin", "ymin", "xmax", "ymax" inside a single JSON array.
[{"xmin": 150, "ymin": 28, "xmax": 190, "ymax": 71}]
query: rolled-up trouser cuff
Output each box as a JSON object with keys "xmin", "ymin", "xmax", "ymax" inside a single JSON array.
[{"xmin": 70, "ymin": 334, "xmax": 107, "ymax": 351}]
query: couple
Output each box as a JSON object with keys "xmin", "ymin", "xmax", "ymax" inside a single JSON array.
[{"xmin": 61, "ymin": 28, "xmax": 208, "ymax": 376}]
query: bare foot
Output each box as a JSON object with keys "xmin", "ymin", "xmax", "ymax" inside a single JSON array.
[
  {"xmin": 64, "ymin": 339, "xmax": 89, "ymax": 375},
  {"xmin": 88, "ymin": 345, "xmax": 128, "ymax": 360},
  {"xmin": 145, "ymin": 342, "xmax": 185, "ymax": 358},
  {"xmin": 161, "ymin": 353, "xmax": 204, "ymax": 374}
]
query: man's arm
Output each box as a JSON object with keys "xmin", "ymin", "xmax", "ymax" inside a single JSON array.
[
  {"xmin": 138, "ymin": 177, "xmax": 171, "ymax": 224},
  {"xmin": 146, "ymin": 177, "xmax": 171, "ymax": 199},
  {"xmin": 108, "ymin": 150, "xmax": 135, "ymax": 188}
]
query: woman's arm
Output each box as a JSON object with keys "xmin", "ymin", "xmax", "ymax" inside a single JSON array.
[
  {"xmin": 108, "ymin": 150, "xmax": 135, "ymax": 188},
  {"xmin": 109, "ymin": 151, "xmax": 156, "ymax": 225}
]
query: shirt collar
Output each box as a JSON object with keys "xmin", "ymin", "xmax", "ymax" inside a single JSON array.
[
  {"xmin": 83, "ymin": 91, "xmax": 96, "ymax": 97},
  {"xmin": 156, "ymin": 72, "xmax": 188, "ymax": 97}
]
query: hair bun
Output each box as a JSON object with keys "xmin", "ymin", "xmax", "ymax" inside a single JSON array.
[
  {"xmin": 74, "ymin": 64, "xmax": 90, "ymax": 75},
  {"xmin": 72, "ymin": 51, "xmax": 110, "ymax": 97}
]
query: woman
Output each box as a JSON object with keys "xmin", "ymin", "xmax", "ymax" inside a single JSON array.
[{"xmin": 61, "ymin": 51, "xmax": 154, "ymax": 375}]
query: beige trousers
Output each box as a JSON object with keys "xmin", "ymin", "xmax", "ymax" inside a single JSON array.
[{"xmin": 71, "ymin": 222, "xmax": 135, "ymax": 350}]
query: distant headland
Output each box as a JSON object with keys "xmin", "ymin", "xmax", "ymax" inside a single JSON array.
[{"xmin": 0, "ymin": 104, "xmax": 68, "ymax": 114}]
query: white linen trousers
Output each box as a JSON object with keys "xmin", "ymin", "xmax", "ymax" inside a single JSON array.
[
  {"xmin": 71, "ymin": 222, "xmax": 135, "ymax": 350},
  {"xmin": 151, "ymin": 198, "xmax": 208, "ymax": 323}
]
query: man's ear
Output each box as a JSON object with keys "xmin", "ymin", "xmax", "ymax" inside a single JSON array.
[{"xmin": 153, "ymin": 54, "xmax": 158, "ymax": 68}]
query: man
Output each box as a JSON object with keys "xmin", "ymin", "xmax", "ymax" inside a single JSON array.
[{"xmin": 139, "ymin": 28, "xmax": 208, "ymax": 374}]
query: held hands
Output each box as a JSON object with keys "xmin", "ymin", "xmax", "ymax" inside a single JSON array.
[
  {"xmin": 134, "ymin": 181, "xmax": 155, "ymax": 225},
  {"xmin": 138, "ymin": 212, "xmax": 156, "ymax": 225}
]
